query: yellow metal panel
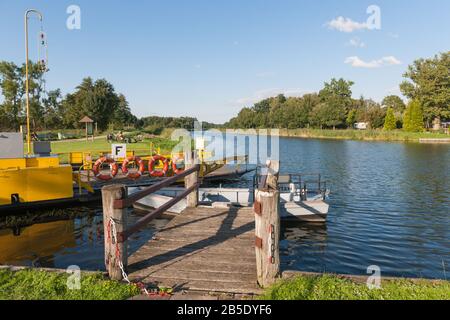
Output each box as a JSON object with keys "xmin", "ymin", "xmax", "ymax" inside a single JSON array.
[
  {"xmin": 69, "ymin": 152, "xmax": 84, "ymax": 164},
  {"xmin": 0, "ymin": 165, "xmax": 73, "ymax": 205},
  {"xmin": 26, "ymin": 157, "xmax": 60, "ymax": 168},
  {"xmin": 0, "ymin": 159, "xmax": 26, "ymax": 170},
  {"xmin": 0, "ymin": 168, "xmax": 26, "ymax": 205},
  {"xmin": 25, "ymin": 165, "xmax": 73, "ymax": 202}
]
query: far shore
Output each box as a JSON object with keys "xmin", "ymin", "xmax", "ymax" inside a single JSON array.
[{"xmin": 217, "ymin": 128, "xmax": 450, "ymax": 143}]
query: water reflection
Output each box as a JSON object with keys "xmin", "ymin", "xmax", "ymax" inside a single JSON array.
[
  {"xmin": 280, "ymin": 223, "xmax": 328, "ymax": 271},
  {"xmin": 0, "ymin": 220, "xmax": 76, "ymax": 268},
  {"xmin": 0, "ymin": 207, "xmax": 166, "ymax": 271}
]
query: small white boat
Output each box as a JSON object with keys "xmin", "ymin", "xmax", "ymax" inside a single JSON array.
[
  {"xmin": 280, "ymin": 201, "xmax": 329, "ymax": 223},
  {"xmin": 129, "ymin": 177, "xmax": 330, "ymax": 223}
]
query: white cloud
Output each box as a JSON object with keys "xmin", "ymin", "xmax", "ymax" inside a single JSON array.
[
  {"xmin": 236, "ymin": 88, "xmax": 310, "ymax": 106},
  {"xmin": 345, "ymin": 56, "xmax": 402, "ymax": 68},
  {"xmin": 327, "ymin": 16, "xmax": 368, "ymax": 33},
  {"xmin": 348, "ymin": 37, "xmax": 366, "ymax": 48}
]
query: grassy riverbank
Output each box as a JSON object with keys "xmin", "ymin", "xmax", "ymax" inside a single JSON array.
[
  {"xmin": 277, "ymin": 128, "xmax": 450, "ymax": 142},
  {"xmin": 34, "ymin": 135, "xmax": 178, "ymax": 163},
  {"xmin": 2, "ymin": 268, "xmax": 449, "ymax": 300},
  {"xmin": 51, "ymin": 137, "xmax": 177, "ymax": 155},
  {"xmin": 0, "ymin": 269, "xmax": 139, "ymax": 300},
  {"xmin": 260, "ymin": 274, "xmax": 450, "ymax": 300}
]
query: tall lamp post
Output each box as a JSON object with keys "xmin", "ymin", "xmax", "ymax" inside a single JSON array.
[{"xmin": 24, "ymin": 9, "xmax": 43, "ymax": 156}]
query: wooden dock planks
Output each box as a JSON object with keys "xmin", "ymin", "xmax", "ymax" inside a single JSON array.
[{"xmin": 128, "ymin": 206, "xmax": 262, "ymax": 294}]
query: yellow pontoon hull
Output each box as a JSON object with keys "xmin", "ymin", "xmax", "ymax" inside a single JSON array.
[{"xmin": 0, "ymin": 157, "xmax": 73, "ymax": 206}]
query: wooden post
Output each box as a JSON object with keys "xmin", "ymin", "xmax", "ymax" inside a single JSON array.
[
  {"xmin": 185, "ymin": 151, "xmax": 199, "ymax": 208},
  {"xmin": 102, "ymin": 184, "xmax": 128, "ymax": 280},
  {"xmin": 254, "ymin": 160, "xmax": 280, "ymax": 288}
]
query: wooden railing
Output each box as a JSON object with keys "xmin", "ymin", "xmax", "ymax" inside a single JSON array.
[
  {"xmin": 114, "ymin": 165, "xmax": 200, "ymax": 243},
  {"xmin": 101, "ymin": 156, "xmax": 200, "ymax": 280}
]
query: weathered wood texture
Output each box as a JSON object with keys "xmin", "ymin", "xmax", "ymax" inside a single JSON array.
[
  {"xmin": 128, "ymin": 206, "xmax": 261, "ymax": 294},
  {"xmin": 102, "ymin": 184, "xmax": 128, "ymax": 280},
  {"xmin": 184, "ymin": 168, "xmax": 198, "ymax": 208},
  {"xmin": 254, "ymin": 190, "xmax": 280, "ymax": 288},
  {"xmin": 255, "ymin": 160, "xmax": 280, "ymax": 288},
  {"xmin": 184, "ymin": 153, "xmax": 198, "ymax": 208}
]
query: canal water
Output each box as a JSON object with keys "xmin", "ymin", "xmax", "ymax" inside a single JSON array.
[
  {"xmin": 278, "ymin": 138, "xmax": 449, "ymax": 280},
  {"xmin": 0, "ymin": 138, "xmax": 449, "ymax": 279}
]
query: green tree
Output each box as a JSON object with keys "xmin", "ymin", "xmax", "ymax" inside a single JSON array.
[
  {"xmin": 346, "ymin": 109, "xmax": 357, "ymax": 128},
  {"xmin": 382, "ymin": 95, "xmax": 406, "ymax": 113},
  {"xmin": 310, "ymin": 101, "xmax": 347, "ymax": 129},
  {"xmin": 403, "ymin": 100, "xmax": 424, "ymax": 132},
  {"xmin": 319, "ymin": 78, "xmax": 354, "ymax": 103},
  {"xmin": 315, "ymin": 78, "xmax": 355, "ymax": 128},
  {"xmin": 42, "ymin": 89, "xmax": 64, "ymax": 129},
  {"xmin": 0, "ymin": 61, "xmax": 47, "ymax": 130},
  {"xmin": 62, "ymin": 77, "xmax": 130, "ymax": 130},
  {"xmin": 400, "ymin": 52, "xmax": 450, "ymax": 126},
  {"xmin": 112, "ymin": 94, "xmax": 136, "ymax": 128},
  {"xmin": 383, "ymin": 107, "xmax": 396, "ymax": 131},
  {"xmin": 0, "ymin": 62, "xmax": 22, "ymax": 129}
]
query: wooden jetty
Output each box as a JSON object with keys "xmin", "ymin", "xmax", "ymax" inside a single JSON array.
[
  {"xmin": 128, "ymin": 206, "xmax": 260, "ymax": 294},
  {"xmin": 101, "ymin": 156, "xmax": 280, "ymax": 296}
]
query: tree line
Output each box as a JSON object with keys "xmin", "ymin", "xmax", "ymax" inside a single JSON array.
[
  {"xmin": 0, "ymin": 60, "xmax": 220, "ymax": 134},
  {"xmin": 0, "ymin": 61, "xmax": 136, "ymax": 132},
  {"xmin": 226, "ymin": 52, "xmax": 450, "ymax": 132},
  {"xmin": 1, "ymin": 52, "xmax": 448, "ymax": 134},
  {"xmin": 138, "ymin": 116, "xmax": 217, "ymax": 134}
]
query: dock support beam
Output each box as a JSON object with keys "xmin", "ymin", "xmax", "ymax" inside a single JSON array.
[
  {"xmin": 185, "ymin": 152, "xmax": 199, "ymax": 208},
  {"xmin": 254, "ymin": 160, "xmax": 280, "ymax": 288},
  {"xmin": 102, "ymin": 184, "xmax": 128, "ymax": 280}
]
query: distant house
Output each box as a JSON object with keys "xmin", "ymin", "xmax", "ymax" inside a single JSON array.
[
  {"xmin": 354, "ymin": 122, "xmax": 369, "ymax": 130},
  {"xmin": 433, "ymin": 118, "xmax": 450, "ymax": 133},
  {"xmin": 442, "ymin": 122, "xmax": 450, "ymax": 134},
  {"xmin": 432, "ymin": 118, "xmax": 442, "ymax": 131}
]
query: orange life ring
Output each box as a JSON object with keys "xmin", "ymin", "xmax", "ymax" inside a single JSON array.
[
  {"xmin": 92, "ymin": 157, "xmax": 119, "ymax": 181},
  {"xmin": 122, "ymin": 156, "xmax": 145, "ymax": 180},
  {"xmin": 171, "ymin": 155, "xmax": 185, "ymax": 175},
  {"xmin": 148, "ymin": 155, "xmax": 169, "ymax": 177}
]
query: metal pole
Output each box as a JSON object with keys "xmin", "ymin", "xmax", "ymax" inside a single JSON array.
[{"xmin": 24, "ymin": 9, "xmax": 43, "ymax": 155}]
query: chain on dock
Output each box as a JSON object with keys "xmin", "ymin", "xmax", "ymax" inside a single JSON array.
[{"xmin": 107, "ymin": 217, "xmax": 170, "ymax": 298}]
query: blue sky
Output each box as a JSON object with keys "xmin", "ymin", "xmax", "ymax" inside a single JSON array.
[{"xmin": 1, "ymin": 0, "xmax": 449, "ymax": 123}]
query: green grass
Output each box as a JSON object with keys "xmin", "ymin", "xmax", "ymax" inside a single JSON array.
[
  {"xmin": 36, "ymin": 136, "xmax": 178, "ymax": 163},
  {"xmin": 260, "ymin": 274, "xmax": 450, "ymax": 300},
  {"xmin": 0, "ymin": 269, "xmax": 140, "ymax": 300},
  {"xmin": 278, "ymin": 128, "xmax": 450, "ymax": 142},
  {"xmin": 51, "ymin": 138, "xmax": 177, "ymax": 155}
]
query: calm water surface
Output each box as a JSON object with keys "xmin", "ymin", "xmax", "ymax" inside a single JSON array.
[
  {"xmin": 0, "ymin": 137, "xmax": 449, "ymax": 279},
  {"xmin": 278, "ymin": 138, "xmax": 449, "ymax": 279},
  {"xmin": 0, "ymin": 208, "xmax": 168, "ymax": 270}
]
